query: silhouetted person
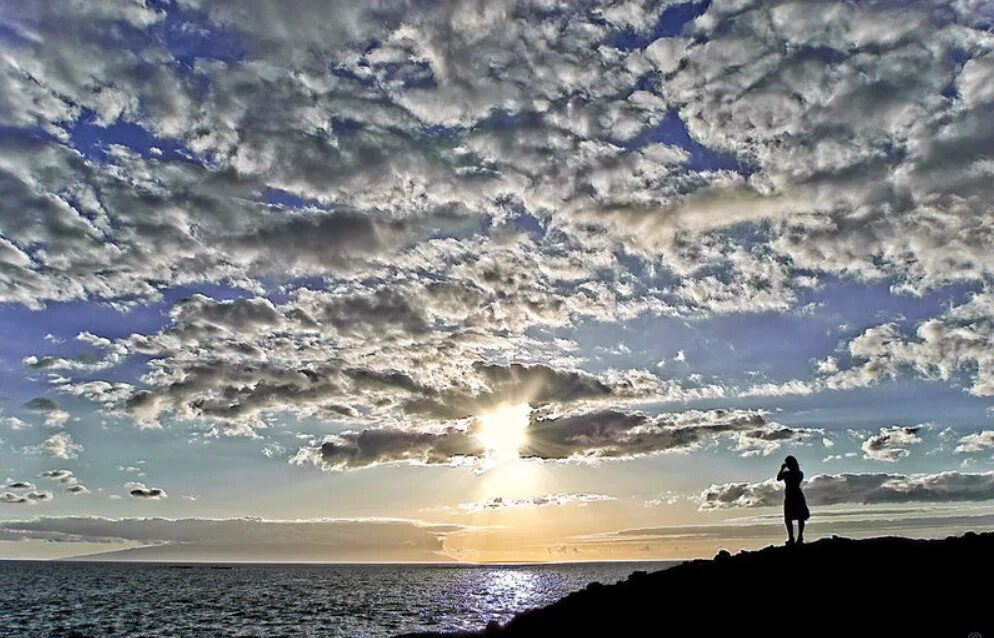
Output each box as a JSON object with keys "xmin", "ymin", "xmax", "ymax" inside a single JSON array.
[{"xmin": 777, "ymin": 455, "xmax": 809, "ymax": 545}]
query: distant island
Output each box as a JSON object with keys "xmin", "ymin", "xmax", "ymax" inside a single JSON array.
[{"xmin": 402, "ymin": 533, "xmax": 994, "ymax": 638}]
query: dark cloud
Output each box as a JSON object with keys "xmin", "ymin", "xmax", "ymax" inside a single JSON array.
[
  {"xmin": 39, "ymin": 469, "xmax": 88, "ymax": 494},
  {"xmin": 2, "ymin": 481, "xmax": 35, "ymax": 490},
  {"xmin": 523, "ymin": 408, "xmax": 808, "ymax": 461},
  {"xmin": 1, "ymin": 491, "xmax": 53, "ymax": 505},
  {"xmin": 292, "ymin": 427, "xmax": 485, "ymax": 471},
  {"xmin": 126, "ymin": 483, "xmax": 168, "ymax": 500},
  {"xmin": 293, "ymin": 407, "xmax": 813, "ymax": 471},
  {"xmin": 22, "ymin": 397, "xmax": 70, "ymax": 427},
  {"xmin": 40, "ymin": 469, "xmax": 74, "ymax": 482}
]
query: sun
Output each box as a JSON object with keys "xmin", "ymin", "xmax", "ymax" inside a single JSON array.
[{"xmin": 476, "ymin": 402, "xmax": 531, "ymax": 463}]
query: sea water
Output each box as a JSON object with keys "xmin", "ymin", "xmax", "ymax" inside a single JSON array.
[{"xmin": 0, "ymin": 560, "xmax": 673, "ymax": 637}]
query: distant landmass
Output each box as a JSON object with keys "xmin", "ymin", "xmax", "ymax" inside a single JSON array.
[{"xmin": 402, "ymin": 533, "xmax": 994, "ymax": 638}]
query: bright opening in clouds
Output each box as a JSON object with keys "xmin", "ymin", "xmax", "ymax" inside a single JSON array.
[
  {"xmin": 0, "ymin": 0, "xmax": 993, "ymax": 564},
  {"xmin": 477, "ymin": 403, "xmax": 532, "ymax": 464}
]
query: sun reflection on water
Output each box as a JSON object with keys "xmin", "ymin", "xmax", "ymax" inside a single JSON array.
[{"xmin": 474, "ymin": 568, "xmax": 541, "ymax": 614}]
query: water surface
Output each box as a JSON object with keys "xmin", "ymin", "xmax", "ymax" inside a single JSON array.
[{"xmin": 0, "ymin": 560, "xmax": 674, "ymax": 637}]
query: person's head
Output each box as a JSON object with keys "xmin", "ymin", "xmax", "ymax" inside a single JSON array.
[{"xmin": 784, "ymin": 455, "xmax": 800, "ymax": 471}]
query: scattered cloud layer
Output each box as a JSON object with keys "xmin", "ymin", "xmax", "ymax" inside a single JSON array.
[
  {"xmin": 6, "ymin": 0, "xmax": 992, "ymax": 447},
  {"xmin": 824, "ymin": 292, "xmax": 994, "ymax": 397},
  {"xmin": 2, "ymin": 0, "xmax": 994, "ymax": 556},
  {"xmin": 699, "ymin": 471, "xmax": 994, "ymax": 510},
  {"xmin": 0, "ymin": 517, "xmax": 463, "ymax": 562}
]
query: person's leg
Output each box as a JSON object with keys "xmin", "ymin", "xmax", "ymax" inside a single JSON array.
[
  {"xmin": 785, "ymin": 518, "xmax": 794, "ymax": 544},
  {"xmin": 797, "ymin": 520, "xmax": 805, "ymax": 543}
]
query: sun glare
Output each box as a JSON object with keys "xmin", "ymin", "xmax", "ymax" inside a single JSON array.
[{"xmin": 476, "ymin": 403, "xmax": 531, "ymax": 463}]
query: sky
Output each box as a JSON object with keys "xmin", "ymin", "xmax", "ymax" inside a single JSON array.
[{"xmin": 1, "ymin": 0, "xmax": 994, "ymax": 562}]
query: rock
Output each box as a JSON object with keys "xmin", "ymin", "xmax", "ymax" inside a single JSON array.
[{"xmin": 396, "ymin": 532, "xmax": 994, "ymax": 638}]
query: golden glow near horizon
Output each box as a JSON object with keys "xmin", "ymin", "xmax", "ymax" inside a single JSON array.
[{"xmin": 476, "ymin": 402, "xmax": 531, "ymax": 464}]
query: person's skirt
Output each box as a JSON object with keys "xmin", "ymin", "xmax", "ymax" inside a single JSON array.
[{"xmin": 784, "ymin": 491, "xmax": 810, "ymax": 521}]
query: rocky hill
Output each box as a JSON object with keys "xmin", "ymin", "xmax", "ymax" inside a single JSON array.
[{"xmin": 401, "ymin": 533, "xmax": 994, "ymax": 638}]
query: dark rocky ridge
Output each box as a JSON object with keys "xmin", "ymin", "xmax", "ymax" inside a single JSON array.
[{"xmin": 401, "ymin": 533, "xmax": 994, "ymax": 638}]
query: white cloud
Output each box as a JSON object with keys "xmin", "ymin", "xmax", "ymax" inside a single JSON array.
[
  {"xmin": 825, "ymin": 292, "xmax": 994, "ymax": 396},
  {"xmin": 955, "ymin": 431, "xmax": 994, "ymax": 454},
  {"xmin": 42, "ymin": 432, "xmax": 82, "ymax": 460},
  {"xmin": 3, "ymin": 417, "xmax": 28, "ymax": 430},
  {"xmin": 861, "ymin": 426, "xmax": 922, "ymax": 463}
]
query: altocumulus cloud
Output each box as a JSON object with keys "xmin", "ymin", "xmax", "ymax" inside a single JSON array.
[{"xmin": 5, "ymin": 0, "xmax": 994, "ymax": 461}]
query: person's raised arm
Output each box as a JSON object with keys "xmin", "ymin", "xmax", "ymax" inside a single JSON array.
[{"xmin": 777, "ymin": 464, "xmax": 787, "ymax": 481}]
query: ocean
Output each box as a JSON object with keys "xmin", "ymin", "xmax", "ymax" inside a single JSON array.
[{"xmin": 0, "ymin": 560, "xmax": 673, "ymax": 637}]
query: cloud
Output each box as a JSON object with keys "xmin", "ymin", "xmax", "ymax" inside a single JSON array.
[
  {"xmin": 23, "ymin": 398, "xmax": 70, "ymax": 428},
  {"xmin": 591, "ymin": 511, "xmax": 994, "ymax": 549},
  {"xmin": 861, "ymin": 426, "xmax": 922, "ymax": 462},
  {"xmin": 2, "ymin": 480, "xmax": 35, "ymax": 490},
  {"xmin": 292, "ymin": 407, "xmax": 815, "ymax": 471},
  {"xmin": 523, "ymin": 408, "xmax": 812, "ymax": 461},
  {"xmin": 6, "ymin": 0, "xmax": 994, "ymax": 479},
  {"xmin": 699, "ymin": 470, "xmax": 994, "ymax": 510},
  {"xmin": 39, "ymin": 469, "xmax": 88, "ymax": 494},
  {"xmin": 451, "ymin": 493, "xmax": 614, "ymax": 513},
  {"xmin": 46, "ymin": 290, "xmax": 672, "ymax": 436},
  {"xmin": 3, "ymin": 416, "xmax": 28, "ymax": 430},
  {"xmin": 823, "ymin": 292, "xmax": 994, "ymax": 396},
  {"xmin": 291, "ymin": 426, "xmax": 483, "ymax": 472},
  {"xmin": 0, "ymin": 516, "xmax": 463, "ymax": 561},
  {"xmin": 955, "ymin": 431, "xmax": 994, "ymax": 454},
  {"xmin": 126, "ymin": 482, "xmax": 168, "ymax": 500},
  {"xmin": 40, "ymin": 469, "xmax": 74, "ymax": 483},
  {"xmin": 1, "ymin": 491, "xmax": 53, "ymax": 505},
  {"xmin": 40, "ymin": 432, "xmax": 82, "ymax": 460},
  {"xmin": 1, "ymin": 0, "xmax": 992, "ymax": 317}
]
